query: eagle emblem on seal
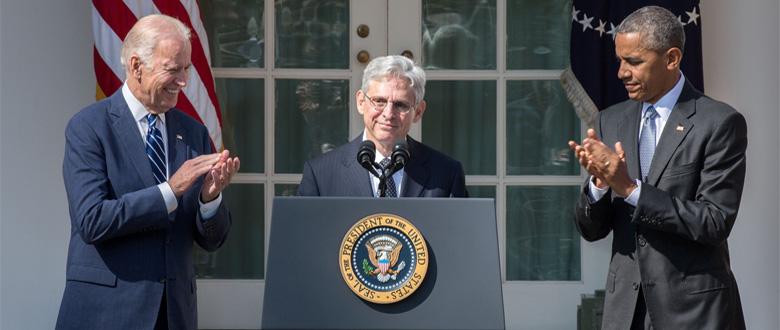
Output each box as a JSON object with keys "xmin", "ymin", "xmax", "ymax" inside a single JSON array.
[{"xmin": 364, "ymin": 235, "xmax": 407, "ymax": 283}]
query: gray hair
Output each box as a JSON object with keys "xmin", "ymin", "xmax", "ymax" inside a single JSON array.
[
  {"xmin": 615, "ymin": 6, "xmax": 685, "ymax": 53},
  {"xmin": 361, "ymin": 55, "xmax": 426, "ymax": 104},
  {"xmin": 120, "ymin": 14, "xmax": 191, "ymax": 70}
]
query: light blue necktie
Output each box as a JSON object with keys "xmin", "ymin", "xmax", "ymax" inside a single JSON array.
[
  {"xmin": 379, "ymin": 158, "xmax": 397, "ymax": 197},
  {"xmin": 639, "ymin": 106, "xmax": 658, "ymax": 181},
  {"xmin": 145, "ymin": 114, "xmax": 167, "ymax": 184}
]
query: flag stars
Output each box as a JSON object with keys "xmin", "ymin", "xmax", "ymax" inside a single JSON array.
[
  {"xmin": 579, "ymin": 14, "xmax": 594, "ymax": 32},
  {"xmin": 595, "ymin": 20, "xmax": 607, "ymax": 37},
  {"xmin": 606, "ymin": 23, "xmax": 617, "ymax": 36},
  {"xmin": 686, "ymin": 7, "xmax": 700, "ymax": 25},
  {"xmin": 572, "ymin": 7, "xmax": 580, "ymax": 22}
]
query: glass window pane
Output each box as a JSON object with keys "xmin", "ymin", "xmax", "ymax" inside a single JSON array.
[
  {"xmin": 215, "ymin": 78, "xmax": 264, "ymax": 173},
  {"xmin": 506, "ymin": 186, "xmax": 580, "ymax": 281},
  {"xmin": 422, "ymin": 0, "xmax": 496, "ymax": 69},
  {"xmin": 201, "ymin": 0, "xmax": 265, "ymax": 68},
  {"xmin": 275, "ymin": 79, "xmax": 350, "ymax": 173},
  {"xmin": 275, "ymin": 0, "xmax": 349, "ymax": 69},
  {"xmin": 468, "ymin": 185, "xmax": 496, "ymax": 199},
  {"xmin": 506, "ymin": 80, "xmax": 580, "ymax": 175},
  {"xmin": 195, "ymin": 184, "xmax": 264, "ymax": 279},
  {"xmin": 423, "ymin": 80, "xmax": 496, "ymax": 175},
  {"xmin": 506, "ymin": 0, "xmax": 571, "ymax": 70},
  {"xmin": 275, "ymin": 184, "xmax": 299, "ymax": 196}
]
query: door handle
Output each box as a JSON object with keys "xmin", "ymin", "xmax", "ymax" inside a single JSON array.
[
  {"xmin": 401, "ymin": 50, "xmax": 414, "ymax": 60},
  {"xmin": 357, "ymin": 50, "xmax": 371, "ymax": 64}
]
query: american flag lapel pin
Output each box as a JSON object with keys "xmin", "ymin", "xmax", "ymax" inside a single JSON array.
[{"xmin": 676, "ymin": 125, "xmax": 684, "ymax": 132}]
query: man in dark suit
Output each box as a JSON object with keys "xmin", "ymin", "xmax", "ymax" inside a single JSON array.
[
  {"xmin": 298, "ymin": 55, "xmax": 466, "ymax": 197},
  {"xmin": 568, "ymin": 6, "xmax": 747, "ymax": 329},
  {"xmin": 57, "ymin": 15, "xmax": 240, "ymax": 330}
]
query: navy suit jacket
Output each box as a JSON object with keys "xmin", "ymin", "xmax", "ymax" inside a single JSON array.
[
  {"xmin": 574, "ymin": 81, "xmax": 747, "ymax": 329},
  {"xmin": 297, "ymin": 136, "xmax": 467, "ymax": 197},
  {"xmin": 56, "ymin": 90, "xmax": 231, "ymax": 330}
]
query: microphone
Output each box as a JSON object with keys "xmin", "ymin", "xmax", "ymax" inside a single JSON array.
[
  {"xmin": 357, "ymin": 140, "xmax": 380, "ymax": 178},
  {"xmin": 387, "ymin": 141, "xmax": 410, "ymax": 176}
]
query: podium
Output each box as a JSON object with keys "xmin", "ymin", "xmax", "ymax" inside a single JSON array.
[{"xmin": 262, "ymin": 197, "xmax": 504, "ymax": 330}]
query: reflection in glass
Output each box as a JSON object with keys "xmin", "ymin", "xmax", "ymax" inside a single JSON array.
[
  {"xmin": 275, "ymin": 184, "xmax": 299, "ymax": 196},
  {"xmin": 424, "ymin": 81, "xmax": 496, "ymax": 175},
  {"xmin": 468, "ymin": 185, "xmax": 496, "ymax": 199},
  {"xmin": 275, "ymin": 0, "xmax": 349, "ymax": 68},
  {"xmin": 201, "ymin": 0, "xmax": 265, "ymax": 68},
  {"xmin": 215, "ymin": 78, "xmax": 264, "ymax": 173},
  {"xmin": 507, "ymin": 0, "xmax": 571, "ymax": 69},
  {"xmin": 506, "ymin": 80, "xmax": 579, "ymax": 175},
  {"xmin": 275, "ymin": 79, "xmax": 349, "ymax": 173},
  {"xmin": 506, "ymin": 186, "xmax": 580, "ymax": 281},
  {"xmin": 195, "ymin": 184, "xmax": 264, "ymax": 279},
  {"xmin": 422, "ymin": 0, "xmax": 496, "ymax": 69}
]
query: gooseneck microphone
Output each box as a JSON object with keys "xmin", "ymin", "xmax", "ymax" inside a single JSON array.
[
  {"xmin": 357, "ymin": 140, "xmax": 380, "ymax": 178},
  {"xmin": 386, "ymin": 141, "xmax": 410, "ymax": 177}
]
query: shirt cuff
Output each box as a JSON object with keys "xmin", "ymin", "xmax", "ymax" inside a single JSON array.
[
  {"xmin": 587, "ymin": 176, "xmax": 609, "ymax": 203},
  {"xmin": 623, "ymin": 180, "xmax": 642, "ymax": 206},
  {"xmin": 199, "ymin": 193, "xmax": 222, "ymax": 221},
  {"xmin": 158, "ymin": 182, "xmax": 178, "ymax": 214}
]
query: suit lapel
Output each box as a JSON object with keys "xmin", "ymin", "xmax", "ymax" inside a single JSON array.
[
  {"xmin": 165, "ymin": 112, "xmax": 187, "ymax": 175},
  {"xmin": 401, "ymin": 137, "xmax": 428, "ymax": 197},
  {"xmin": 109, "ymin": 91, "xmax": 156, "ymax": 188},
  {"xmin": 647, "ymin": 82, "xmax": 697, "ymax": 185},
  {"xmin": 342, "ymin": 137, "xmax": 374, "ymax": 197},
  {"xmin": 617, "ymin": 103, "xmax": 642, "ymax": 180}
]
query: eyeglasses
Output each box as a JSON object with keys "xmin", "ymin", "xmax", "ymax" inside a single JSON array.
[{"xmin": 363, "ymin": 93, "xmax": 414, "ymax": 113}]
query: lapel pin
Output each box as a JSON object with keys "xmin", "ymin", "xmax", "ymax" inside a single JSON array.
[
  {"xmin": 676, "ymin": 125, "xmax": 684, "ymax": 132},
  {"xmin": 176, "ymin": 134, "xmax": 183, "ymax": 140}
]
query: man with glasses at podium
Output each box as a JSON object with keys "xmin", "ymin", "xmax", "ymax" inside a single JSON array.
[{"xmin": 297, "ymin": 55, "xmax": 467, "ymax": 198}]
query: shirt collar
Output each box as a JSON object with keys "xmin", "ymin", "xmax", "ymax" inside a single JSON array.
[
  {"xmin": 122, "ymin": 83, "xmax": 166, "ymax": 125},
  {"xmin": 643, "ymin": 73, "xmax": 685, "ymax": 121}
]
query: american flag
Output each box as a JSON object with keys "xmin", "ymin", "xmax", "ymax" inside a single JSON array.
[
  {"xmin": 91, "ymin": 0, "xmax": 223, "ymax": 150},
  {"xmin": 562, "ymin": 1, "xmax": 703, "ymax": 127}
]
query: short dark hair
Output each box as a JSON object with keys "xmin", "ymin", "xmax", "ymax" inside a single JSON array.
[{"xmin": 615, "ymin": 6, "xmax": 685, "ymax": 54}]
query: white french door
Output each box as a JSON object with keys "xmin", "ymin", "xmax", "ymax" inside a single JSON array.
[{"xmin": 197, "ymin": 1, "xmax": 611, "ymax": 328}]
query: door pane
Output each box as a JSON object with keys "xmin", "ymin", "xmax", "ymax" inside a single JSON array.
[
  {"xmin": 506, "ymin": 0, "xmax": 571, "ymax": 70},
  {"xmin": 201, "ymin": 0, "xmax": 265, "ymax": 68},
  {"xmin": 506, "ymin": 80, "xmax": 580, "ymax": 175},
  {"xmin": 423, "ymin": 80, "xmax": 496, "ymax": 175},
  {"xmin": 506, "ymin": 186, "xmax": 580, "ymax": 281},
  {"xmin": 275, "ymin": 79, "xmax": 350, "ymax": 173},
  {"xmin": 468, "ymin": 185, "xmax": 496, "ymax": 199},
  {"xmin": 422, "ymin": 0, "xmax": 496, "ymax": 69},
  {"xmin": 275, "ymin": 0, "xmax": 349, "ymax": 69},
  {"xmin": 195, "ymin": 183, "xmax": 265, "ymax": 279},
  {"xmin": 275, "ymin": 184, "xmax": 299, "ymax": 196},
  {"xmin": 215, "ymin": 78, "xmax": 264, "ymax": 173}
]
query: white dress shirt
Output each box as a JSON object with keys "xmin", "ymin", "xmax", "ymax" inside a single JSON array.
[
  {"xmin": 588, "ymin": 73, "xmax": 686, "ymax": 206},
  {"xmin": 363, "ymin": 132, "xmax": 404, "ymax": 197},
  {"xmin": 121, "ymin": 83, "xmax": 221, "ymax": 219}
]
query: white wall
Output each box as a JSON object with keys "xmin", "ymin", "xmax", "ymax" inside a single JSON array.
[
  {"xmin": 0, "ymin": 0, "xmax": 778, "ymax": 329},
  {"xmin": 701, "ymin": 0, "xmax": 780, "ymax": 329},
  {"xmin": 0, "ymin": 0, "xmax": 93, "ymax": 329}
]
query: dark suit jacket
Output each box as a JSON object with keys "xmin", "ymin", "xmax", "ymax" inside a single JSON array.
[
  {"xmin": 574, "ymin": 81, "xmax": 747, "ymax": 329},
  {"xmin": 297, "ymin": 136, "xmax": 467, "ymax": 197},
  {"xmin": 56, "ymin": 90, "xmax": 231, "ymax": 330}
]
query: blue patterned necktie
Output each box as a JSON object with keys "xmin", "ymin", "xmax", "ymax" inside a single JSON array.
[
  {"xmin": 639, "ymin": 106, "xmax": 659, "ymax": 181},
  {"xmin": 145, "ymin": 114, "xmax": 167, "ymax": 184},
  {"xmin": 379, "ymin": 158, "xmax": 397, "ymax": 197}
]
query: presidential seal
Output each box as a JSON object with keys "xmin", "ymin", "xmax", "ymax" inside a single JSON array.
[{"xmin": 339, "ymin": 213, "xmax": 428, "ymax": 304}]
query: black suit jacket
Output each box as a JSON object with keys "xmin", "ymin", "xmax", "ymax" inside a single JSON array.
[
  {"xmin": 297, "ymin": 136, "xmax": 467, "ymax": 197},
  {"xmin": 57, "ymin": 90, "xmax": 231, "ymax": 330},
  {"xmin": 574, "ymin": 81, "xmax": 747, "ymax": 329}
]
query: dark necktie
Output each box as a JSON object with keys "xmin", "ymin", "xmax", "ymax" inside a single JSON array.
[
  {"xmin": 379, "ymin": 158, "xmax": 397, "ymax": 197},
  {"xmin": 145, "ymin": 114, "xmax": 167, "ymax": 184},
  {"xmin": 639, "ymin": 106, "xmax": 658, "ymax": 181}
]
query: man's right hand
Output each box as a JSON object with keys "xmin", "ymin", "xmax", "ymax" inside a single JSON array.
[{"xmin": 168, "ymin": 153, "xmax": 222, "ymax": 197}]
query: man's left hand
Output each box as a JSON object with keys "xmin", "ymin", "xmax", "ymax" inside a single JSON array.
[
  {"xmin": 201, "ymin": 150, "xmax": 241, "ymax": 203},
  {"xmin": 581, "ymin": 129, "xmax": 637, "ymax": 197}
]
